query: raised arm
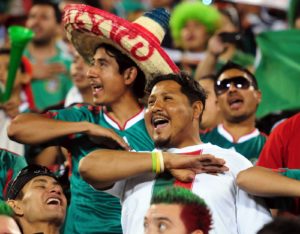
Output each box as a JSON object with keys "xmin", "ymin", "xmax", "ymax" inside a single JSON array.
[
  {"xmin": 194, "ymin": 34, "xmax": 228, "ymax": 81},
  {"xmin": 8, "ymin": 113, "xmax": 129, "ymax": 149},
  {"xmin": 237, "ymin": 166, "xmax": 300, "ymax": 197},
  {"xmin": 8, "ymin": 113, "xmax": 91, "ymax": 144},
  {"xmin": 79, "ymin": 150, "xmax": 228, "ymax": 189}
]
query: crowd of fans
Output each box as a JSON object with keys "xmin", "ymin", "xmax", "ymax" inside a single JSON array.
[{"xmin": 1, "ymin": 0, "xmax": 300, "ymax": 233}]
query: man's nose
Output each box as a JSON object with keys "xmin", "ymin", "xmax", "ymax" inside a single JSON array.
[{"xmin": 87, "ymin": 66, "xmax": 98, "ymax": 79}]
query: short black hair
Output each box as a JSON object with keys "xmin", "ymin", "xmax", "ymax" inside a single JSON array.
[
  {"xmin": 145, "ymin": 72, "xmax": 206, "ymax": 108},
  {"xmin": 215, "ymin": 61, "xmax": 258, "ymax": 89},
  {"xmin": 257, "ymin": 217, "xmax": 300, "ymax": 234},
  {"xmin": 6, "ymin": 164, "xmax": 59, "ymax": 200},
  {"xmin": 97, "ymin": 44, "xmax": 146, "ymax": 99},
  {"xmin": 32, "ymin": 0, "xmax": 62, "ymax": 23}
]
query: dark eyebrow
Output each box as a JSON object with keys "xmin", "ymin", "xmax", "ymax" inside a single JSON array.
[
  {"xmin": 32, "ymin": 178, "xmax": 48, "ymax": 184},
  {"xmin": 32, "ymin": 178, "xmax": 59, "ymax": 186},
  {"xmin": 154, "ymin": 217, "xmax": 173, "ymax": 224},
  {"xmin": 94, "ymin": 58, "xmax": 108, "ymax": 63}
]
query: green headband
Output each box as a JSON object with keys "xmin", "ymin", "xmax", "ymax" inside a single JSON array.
[{"xmin": 170, "ymin": 1, "xmax": 221, "ymax": 46}]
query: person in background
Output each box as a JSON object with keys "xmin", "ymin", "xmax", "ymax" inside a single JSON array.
[
  {"xmin": 24, "ymin": 0, "xmax": 72, "ymax": 112},
  {"xmin": 0, "ymin": 148, "xmax": 27, "ymax": 201},
  {"xmin": 0, "ymin": 200, "xmax": 21, "ymax": 234},
  {"xmin": 144, "ymin": 187, "xmax": 212, "ymax": 234},
  {"xmin": 238, "ymin": 113, "xmax": 300, "ymax": 215},
  {"xmin": 195, "ymin": 6, "xmax": 255, "ymax": 80},
  {"xmin": 198, "ymin": 74, "xmax": 222, "ymax": 131},
  {"xmin": 6, "ymin": 164, "xmax": 67, "ymax": 234},
  {"xmin": 201, "ymin": 61, "xmax": 266, "ymax": 163},
  {"xmin": 0, "ymin": 48, "xmax": 33, "ymax": 155},
  {"xmin": 64, "ymin": 49, "xmax": 93, "ymax": 107},
  {"xmin": 168, "ymin": 1, "xmax": 221, "ymax": 75}
]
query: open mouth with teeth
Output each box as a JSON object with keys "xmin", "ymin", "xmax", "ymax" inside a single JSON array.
[
  {"xmin": 91, "ymin": 84, "xmax": 103, "ymax": 94},
  {"xmin": 46, "ymin": 197, "xmax": 61, "ymax": 206},
  {"xmin": 152, "ymin": 117, "xmax": 169, "ymax": 129}
]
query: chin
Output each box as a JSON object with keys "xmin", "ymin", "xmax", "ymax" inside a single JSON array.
[{"xmin": 154, "ymin": 138, "xmax": 170, "ymax": 149}]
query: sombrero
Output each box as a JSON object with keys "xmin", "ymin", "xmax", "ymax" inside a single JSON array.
[{"xmin": 63, "ymin": 4, "xmax": 179, "ymax": 79}]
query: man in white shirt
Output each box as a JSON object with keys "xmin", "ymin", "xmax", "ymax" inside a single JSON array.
[{"xmin": 79, "ymin": 72, "xmax": 272, "ymax": 234}]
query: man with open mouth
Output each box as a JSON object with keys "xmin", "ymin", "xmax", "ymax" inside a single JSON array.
[
  {"xmin": 6, "ymin": 164, "xmax": 67, "ymax": 234},
  {"xmin": 201, "ymin": 61, "xmax": 266, "ymax": 164},
  {"xmin": 79, "ymin": 72, "xmax": 271, "ymax": 234}
]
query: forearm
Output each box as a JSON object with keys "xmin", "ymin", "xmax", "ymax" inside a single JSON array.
[
  {"xmin": 8, "ymin": 113, "xmax": 90, "ymax": 144},
  {"xmin": 79, "ymin": 150, "xmax": 154, "ymax": 189},
  {"xmin": 237, "ymin": 166, "xmax": 300, "ymax": 197},
  {"xmin": 194, "ymin": 52, "xmax": 218, "ymax": 81}
]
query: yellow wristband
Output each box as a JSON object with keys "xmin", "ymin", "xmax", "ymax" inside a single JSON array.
[
  {"xmin": 151, "ymin": 151, "xmax": 157, "ymax": 173},
  {"xmin": 157, "ymin": 151, "xmax": 164, "ymax": 173},
  {"xmin": 156, "ymin": 152, "xmax": 161, "ymax": 174}
]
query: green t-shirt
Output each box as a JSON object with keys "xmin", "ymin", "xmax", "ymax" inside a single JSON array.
[
  {"xmin": 47, "ymin": 104, "xmax": 154, "ymax": 234},
  {"xmin": 201, "ymin": 125, "xmax": 267, "ymax": 164},
  {"xmin": 0, "ymin": 149, "xmax": 27, "ymax": 200},
  {"xmin": 24, "ymin": 45, "xmax": 73, "ymax": 112}
]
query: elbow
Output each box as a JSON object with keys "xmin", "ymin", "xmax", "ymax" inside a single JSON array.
[
  {"xmin": 79, "ymin": 155, "xmax": 114, "ymax": 190},
  {"xmin": 236, "ymin": 170, "xmax": 248, "ymax": 189},
  {"xmin": 7, "ymin": 115, "xmax": 22, "ymax": 141},
  {"xmin": 79, "ymin": 157, "xmax": 94, "ymax": 185}
]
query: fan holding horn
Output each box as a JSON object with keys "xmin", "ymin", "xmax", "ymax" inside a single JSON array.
[{"xmin": 0, "ymin": 25, "xmax": 34, "ymax": 155}]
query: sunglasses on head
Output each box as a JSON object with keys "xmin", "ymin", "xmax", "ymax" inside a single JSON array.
[{"xmin": 215, "ymin": 76, "xmax": 253, "ymax": 95}]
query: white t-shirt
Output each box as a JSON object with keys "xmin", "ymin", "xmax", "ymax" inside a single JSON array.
[
  {"xmin": 106, "ymin": 143, "xmax": 272, "ymax": 234},
  {"xmin": 64, "ymin": 86, "xmax": 83, "ymax": 107}
]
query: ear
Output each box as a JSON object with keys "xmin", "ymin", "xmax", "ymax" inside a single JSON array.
[
  {"xmin": 255, "ymin": 89, "xmax": 262, "ymax": 104},
  {"xmin": 6, "ymin": 200, "xmax": 24, "ymax": 216},
  {"xmin": 123, "ymin": 67, "xmax": 138, "ymax": 85},
  {"xmin": 192, "ymin": 101, "xmax": 203, "ymax": 121}
]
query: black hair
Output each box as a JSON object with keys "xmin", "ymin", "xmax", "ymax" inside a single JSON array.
[
  {"xmin": 6, "ymin": 164, "xmax": 59, "ymax": 200},
  {"xmin": 215, "ymin": 61, "xmax": 258, "ymax": 89},
  {"xmin": 0, "ymin": 48, "xmax": 26, "ymax": 73},
  {"xmin": 257, "ymin": 217, "xmax": 300, "ymax": 234},
  {"xmin": 97, "ymin": 43, "xmax": 146, "ymax": 99},
  {"xmin": 32, "ymin": 0, "xmax": 62, "ymax": 23},
  {"xmin": 145, "ymin": 72, "xmax": 207, "ymax": 109}
]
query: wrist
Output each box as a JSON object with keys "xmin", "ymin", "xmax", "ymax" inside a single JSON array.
[{"xmin": 207, "ymin": 51, "xmax": 220, "ymax": 59}]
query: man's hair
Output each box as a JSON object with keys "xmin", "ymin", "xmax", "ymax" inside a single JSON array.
[
  {"xmin": 151, "ymin": 187, "xmax": 212, "ymax": 234},
  {"xmin": 145, "ymin": 72, "xmax": 206, "ymax": 108},
  {"xmin": 0, "ymin": 201, "xmax": 14, "ymax": 217},
  {"xmin": 6, "ymin": 164, "xmax": 59, "ymax": 200},
  {"xmin": 32, "ymin": 0, "xmax": 62, "ymax": 23},
  {"xmin": 97, "ymin": 44, "xmax": 146, "ymax": 99},
  {"xmin": 257, "ymin": 217, "xmax": 300, "ymax": 234},
  {"xmin": 215, "ymin": 61, "xmax": 259, "ymax": 90}
]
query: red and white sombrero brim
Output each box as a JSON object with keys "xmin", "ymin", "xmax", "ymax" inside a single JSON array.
[{"xmin": 63, "ymin": 4, "xmax": 179, "ymax": 79}]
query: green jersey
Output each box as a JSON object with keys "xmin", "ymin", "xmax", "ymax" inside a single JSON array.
[
  {"xmin": 201, "ymin": 125, "xmax": 267, "ymax": 164},
  {"xmin": 24, "ymin": 45, "xmax": 73, "ymax": 112},
  {"xmin": 0, "ymin": 149, "xmax": 27, "ymax": 200},
  {"xmin": 47, "ymin": 104, "xmax": 154, "ymax": 234}
]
